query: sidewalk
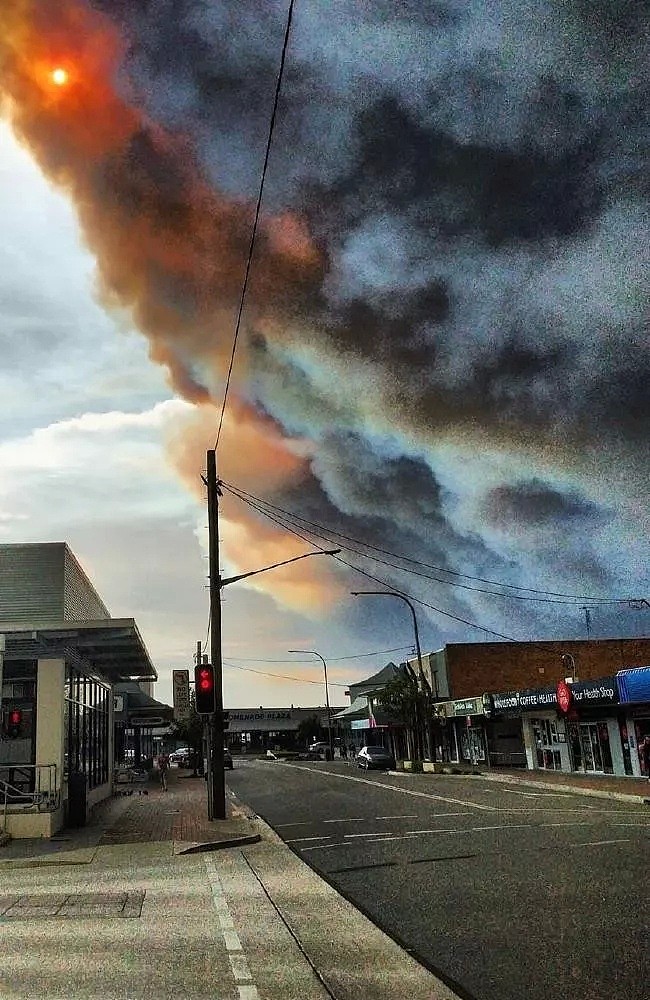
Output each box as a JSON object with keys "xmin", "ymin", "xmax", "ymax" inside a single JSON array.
[
  {"xmin": 471, "ymin": 765, "xmax": 650, "ymax": 804},
  {"xmin": 0, "ymin": 766, "xmax": 260, "ymax": 868},
  {"xmin": 0, "ymin": 767, "xmax": 460, "ymax": 1000}
]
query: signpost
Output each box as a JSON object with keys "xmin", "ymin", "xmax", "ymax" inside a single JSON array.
[{"xmin": 172, "ymin": 669, "xmax": 191, "ymax": 722}]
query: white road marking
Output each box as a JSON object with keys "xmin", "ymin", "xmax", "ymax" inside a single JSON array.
[
  {"xmin": 274, "ymin": 821, "xmax": 310, "ymax": 828},
  {"xmin": 614, "ymin": 822, "xmax": 650, "ymax": 827},
  {"xmin": 285, "ymin": 836, "xmax": 332, "ymax": 843},
  {"xmin": 205, "ymin": 857, "xmax": 260, "ymax": 999},
  {"xmin": 323, "ymin": 817, "xmax": 365, "ymax": 823},
  {"xmin": 344, "ymin": 831, "xmax": 393, "ymax": 838},
  {"xmin": 576, "ymin": 839, "xmax": 631, "ymax": 847},
  {"xmin": 376, "ymin": 814, "xmax": 418, "ymax": 820},
  {"xmin": 276, "ymin": 761, "xmax": 498, "ymax": 811}
]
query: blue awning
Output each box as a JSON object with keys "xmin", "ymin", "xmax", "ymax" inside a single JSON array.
[{"xmin": 617, "ymin": 666, "xmax": 650, "ymax": 704}]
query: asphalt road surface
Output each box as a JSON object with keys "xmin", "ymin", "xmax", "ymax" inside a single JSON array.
[{"xmin": 227, "ymin": 758, "xmax": 649, "ymax": 1000}]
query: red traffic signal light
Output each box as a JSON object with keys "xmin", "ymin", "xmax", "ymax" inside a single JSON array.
[
  {"xmin": 195, "ymin": 664, "xmax": 216, "ymax": 714},
  {"xmin": 7, "ymin": 708, "xmax": 22, "ymax": 738}
]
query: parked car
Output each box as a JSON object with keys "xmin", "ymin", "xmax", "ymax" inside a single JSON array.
[
  {"xmin": 306, "ymin": 741, "xmax": 329, "ymax": 759},
  {"xmin": 356, "ymin": 745, "xmax": 395, "ymax": 770},
  {"xmin": 169, "ymin": 747, "xmax": 191, "ymax": 767}
]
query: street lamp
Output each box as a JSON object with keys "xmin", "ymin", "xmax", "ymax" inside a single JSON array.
[
  {"xmin": 351, "ymin": 590, "xmax": 430, "ymax": 761},
  {"xmin": 288, "ymin": 649, "xmax": 334, "ymax": 760}
]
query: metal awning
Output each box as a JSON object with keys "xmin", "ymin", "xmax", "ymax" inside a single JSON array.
[
  {"xmin": 332, "ymin": 696, "xmax": 370, "ymax": 722},
  {"xmin": 1, "ymin": 619, "xmax": 157, "ymax": 683}
]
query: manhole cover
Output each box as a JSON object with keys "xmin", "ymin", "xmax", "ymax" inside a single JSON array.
[{"xmin": 0, "ymin": 891, "xmax": 145, "ymax": 920}]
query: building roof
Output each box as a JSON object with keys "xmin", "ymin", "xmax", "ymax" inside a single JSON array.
[
  {"xmin": 1, "ymin": 619, "xmax": 157, "ymax": 683},
  {"xmin": 348, "ymin": 662, "xmax": 400, "ymax": 697}
]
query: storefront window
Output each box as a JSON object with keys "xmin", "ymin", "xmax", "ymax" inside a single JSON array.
[{"xmin": 64, "ymin": 666, "xmax": 110, "ymax": 789}]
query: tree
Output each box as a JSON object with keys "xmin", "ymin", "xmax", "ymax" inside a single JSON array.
[
  {"xmin": 296, "ymin": 714, "xmax": 323, "ymax": 747},
  {"xmin": 170, "ymin": 691, "xmax": 204, "ymax": 776},
  {"xmin": 376, "ymin": 667, "xmax": 428, "ymax": 761}
]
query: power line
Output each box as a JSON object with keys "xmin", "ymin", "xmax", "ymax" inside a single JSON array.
[
  {"xmin": 222, "ymin": 659, "xmax": 350, "ymax": 687},
  {"xmin": 215, "ymin": 0, "xmax": 296, "ymax": 450},
  {"xmin": 222, "ymin": 484, "xmax": 519, "ymax": 641},
  {"xmin": 221, "ymin": 481, "xmax": 625, "ymax": 605},
  {"xmin": 223, "ymin": 644, "xmax": 413, "ymax": 663}
]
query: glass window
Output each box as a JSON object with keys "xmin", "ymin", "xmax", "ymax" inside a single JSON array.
[{"xmin": 64, "ymin": 665, "xmax": 110, "ymax": 790}]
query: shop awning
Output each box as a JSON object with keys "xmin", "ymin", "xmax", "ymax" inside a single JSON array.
[
  {"xmin": 114, "ymin": 681, "xmax": 173, "ymax": 727},
  {"xmin": 332, "ymin": 696, "xmax": 370, "ymax": 722},
  {"xmin": 2, "ymin": 619, "xmax": 157, "ymax": 683},
  {"xmin": 617, "ymin": 666, "xmax": 650, "ymax": 704}
]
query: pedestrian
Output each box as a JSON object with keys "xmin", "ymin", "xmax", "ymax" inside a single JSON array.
[
  {"xmin": 639, "ymin": 734, "xmax": 650, "ymax": 781},
  {"xmin": 340, "ymin": 743, "xmax": 347, "ymax": 760},
  {"xmin": 158, "ymin": 752, "xmax": 169, "ymax": 791}
]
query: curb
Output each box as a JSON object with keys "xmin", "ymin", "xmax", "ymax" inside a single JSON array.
[
  {"xmin": 471, "ymin": 771, "xmax": 650, "ymax": 805},
  {"xmin": 175, "ymin": 832, "xmax": 261, "ymax": 855}
]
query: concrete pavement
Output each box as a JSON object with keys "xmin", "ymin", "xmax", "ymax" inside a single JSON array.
[{"xmin": 0, "ymin": 766, "xmax": 460, "ymax": 1000}]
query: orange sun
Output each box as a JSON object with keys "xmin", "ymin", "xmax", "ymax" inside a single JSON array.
[{"xmin": 50, "ymin": 67, "xmax": 69, "ymax": 87}]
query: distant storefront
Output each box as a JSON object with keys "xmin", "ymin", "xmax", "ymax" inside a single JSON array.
[
  {"xmin": 225, "ymin": 707, "xmax": 343, "ymax": 751},
  {"xmin": 617, "ymin": 666, "xmax": 650, "ymax": 777},
  {"xmin": 487, "ymin": 676, "xmax": 629, "ymax": 776},
  {"xmin": 436, "ymin": 696, "xmax": 489, "ymax": 765}
]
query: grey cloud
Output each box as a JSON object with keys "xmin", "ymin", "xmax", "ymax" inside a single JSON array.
[{"xmin": 82, "ymin": 0, "xmax": 648, "ymax": 642}]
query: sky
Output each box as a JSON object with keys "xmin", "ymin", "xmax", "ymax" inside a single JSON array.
[{"xmin": 0, "ymin": 1, "xmax": 648, "ymax": 709}]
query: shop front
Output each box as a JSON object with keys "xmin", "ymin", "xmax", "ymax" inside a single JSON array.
[
  {"xmin": 616, "ymin": 666, "xmax": 650, "ymax": 777},
  {"xmin": 437, "ymin": 696, "xmax": 488, "ymax": 765},
  {"xmin": 490, "ymin": 677, "xmax": 625, "ymax": 776}
]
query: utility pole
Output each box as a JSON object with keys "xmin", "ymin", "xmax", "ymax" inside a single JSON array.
[{"xmin": 206, "ymin": 450, "xmax": 226, "ymax": 820}]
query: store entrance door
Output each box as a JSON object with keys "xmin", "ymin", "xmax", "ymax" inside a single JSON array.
[{"xmin": 568, "ymin": 722, "xmax": 613, "ymax": 773}]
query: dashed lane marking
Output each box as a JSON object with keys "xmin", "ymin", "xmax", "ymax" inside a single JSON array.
[
  {"xmin": 323, "ymin": 817, "xmax": 365, "ymax": 823},
  {"xmin": 205, "ymin": 858, "xmax": 260, "ymax": 1000},
  {"xmin": 576, "ymin": 839, "xmax": 631, "ymax": 847},
  {"xmin": 286, "ymin": 836, "xmax": 332, "ymax": 843}
]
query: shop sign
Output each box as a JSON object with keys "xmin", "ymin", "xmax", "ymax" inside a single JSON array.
[
  {"xmin": 450, "ymin": 696, "xmax": 485, "ymax": 717},
  {"xmin": 556, "ymin": 680, "xmax": 572, "ymax": 714},
  {"xmin": 570, "ymin": 677, "xmax": 617, "ymax": 706},
  {"xmin": 351, "ymin": 719, "xmax": 369, "ymax": 730},
  {"xmin": 492, "ymin": 676, "xmax": 618, "ymax": 715},
  {"xmin": 492, "ymin": 687, "xmax": 556, "ymax": 712},
  {"xmin": 228, "ymin": 710, "xmax": 292, "ymax": 722}
]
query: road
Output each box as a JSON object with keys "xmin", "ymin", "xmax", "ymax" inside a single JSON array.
[{"xmin": 227, "ymin": 758, "xmax": 650, "ymax": 1000}]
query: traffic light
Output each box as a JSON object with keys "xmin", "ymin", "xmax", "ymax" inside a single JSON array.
[
  {"xmin": 195, "ymin": 663, "xmax": 216, "ymax": 715},
  {"xmin": 7, "ymin": 709, "xmax": 22, "ymax": 739}
]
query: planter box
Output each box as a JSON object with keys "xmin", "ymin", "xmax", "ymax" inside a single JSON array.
[
  {"xmin": 401, "ymin": 760, "xmax": 423, "ymax": 773},
  {"xmin": 423, "ymin": 762, "xmax": 445, "ymax": 773}
]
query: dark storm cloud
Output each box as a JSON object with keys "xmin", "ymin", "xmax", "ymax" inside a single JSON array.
[{"xmin": 50, "ymin": 2, "xmax": 650, "ymax": 638}]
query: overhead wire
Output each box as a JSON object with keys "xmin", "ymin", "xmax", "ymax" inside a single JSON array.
[
  {"xmin": 224, "ymin": 645, "xmax": 413, "ymax": 663},
  {"xmin": 222, "ymin": 659, "xmax": 350, "ymax": 687},
  {"xmin": 222, "ymin": 481, "xmax": 626, "ymax": 605},
  {"xmin": 215, "ymin": 0, "xmax": 296, "ymax": 450},
  {"xmin": 220, "ymin": 482, "xmax": 519, "ymax": 641}
]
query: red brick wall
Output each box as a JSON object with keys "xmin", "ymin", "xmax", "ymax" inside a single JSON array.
[{"xmin": 446, "ymin": 638, "xmax": 650, "ymax": 699}]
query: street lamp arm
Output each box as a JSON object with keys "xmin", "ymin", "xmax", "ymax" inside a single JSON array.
[
  {"xmin": 288, "ymin": 649, "xmax": 333, "ymax": 758},
  {"xmin": 221, "ymin": 548, "xmax": 340, "ymax": 588},
  {"xmin": 351, "ymin": 590, "xmax": 423, "ymax": 671}
]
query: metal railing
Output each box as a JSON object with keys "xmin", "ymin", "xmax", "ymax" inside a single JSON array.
[{"xmin": 1, "ymin": 763, "xmax": 60, "ymax": 831}]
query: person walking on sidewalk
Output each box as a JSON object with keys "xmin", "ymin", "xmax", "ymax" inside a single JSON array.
[
  {"xmin": 639, "ymin": 734, "xmax": 650, "ymax": 781},
  {"xmin": 158, "ymin": 752, "xmax": 170, "ymax": 791}
]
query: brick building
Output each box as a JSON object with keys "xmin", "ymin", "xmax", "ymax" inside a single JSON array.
[{"xmin": 424, "ymin": 637, "xmax": 650, "ymax": 700}]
